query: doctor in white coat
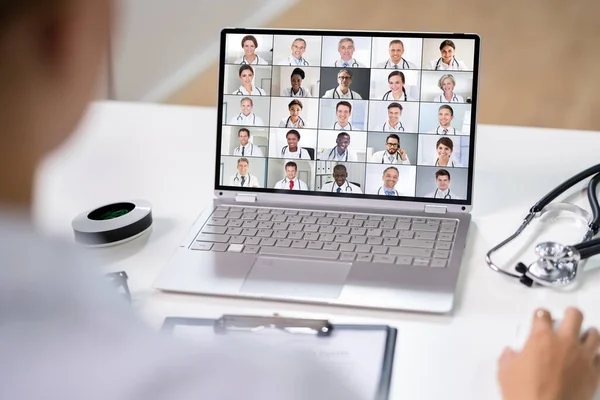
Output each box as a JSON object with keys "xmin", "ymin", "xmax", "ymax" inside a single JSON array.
[
  {"xmin": 277, "ymin": 38, "xmax": 310, "ymax": 66},
  {"xmin": 425, "ymin": 169, "xmax": 461, "ymax": 199},
  {"xmin": 234, "ymin": 34, "xmax": 269, "ymax": 65},
  {"xmin": 374, "ymin": 166, "xmax": 402, "ymax": 196},
  {"xmin": 320, "ymin": 165, "xmax": 363, "ymax": 193},
  {"xmin": 229, "ymin": 97, "xmax": 265, "ymax": 126},
  {"xmin": 228, "ymin": 158, "xmax": 261, "ymax": 187},
  {"xmin": 428, "ymin": 39, "xmax": 468, "ymax": 71},
  {"xmin": 433, "ymin": 74, "xmax": 465, "ymax": 103},
  {"xmin": 232, "ymin": 128, "xmax": 264, "ymax": 157},
  {"xmin": 430, "ymin": 137, "xmax": 462, "ymax": 168},
  {"xmin": 281, "ymin": 67, "xmax": 312, "ymax": 97},
  {"xmin": 279, "ymin": 129, "xmax": 312, "ymax": 159},
  {"xmin": 272, "ymin": 161, "xmax": 309, "ymax": 190},
  {"xmin": 332, "ymin": 37, "xmax": 366, "ymax": 67},
  {"xmin": 279, "ymin": 99, "xmax": 306, "ymax": 128},
  {"xmin": 369, "ymin": 134, "xmax": 410, "ymax": 164},
  {"xmin": 380, "ymin": 102, "xmax": 406, "ymax": 132},
  {"xmin": 375, "ymin": 39, "xmax": 418, "ymax": 69},
  {"xmin": 428, "ymin": 105, "xmax": 465, "ymax": 135},
  {"xmin": 319, "ymin": 132, "xmax": 358, "ymax": 162},
  {"xmin": 322, "ymin": 69, "xmax": 363, "ymax": 99},
  {"xmin": 232, "ymin": 65, "xmax": 266, "ymax": 96},
  {"xmin": 331, "ymin": 101, "xmax": 354, "ymax": 131},
  {"xmin": 381, "ymin": 71, "xmax": 417, "ymax": 101}
]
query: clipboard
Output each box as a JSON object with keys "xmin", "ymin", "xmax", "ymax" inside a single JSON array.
[{"xmin": 162, "ymin": 314, "xmax": 397, "ymax": 400}]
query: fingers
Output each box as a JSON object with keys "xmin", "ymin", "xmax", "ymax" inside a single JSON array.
[
  {"xmin": 498, "ymin": 347, "xmax": 517, "ymax": 370},
  {"xmin": 531, "ymin": 308, "xmax": 553, "ymax": 334},
  {"xmin": 582, "ymin": 327, "xmax": 600, "ymax": 356},
  {"xmin": 557, "ymin": 307, "xmax": 584, "ymax": 339}
]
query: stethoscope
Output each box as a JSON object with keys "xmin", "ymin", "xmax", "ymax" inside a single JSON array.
[
  {"xmin": 331, "ymin": 181, "xmax": 353, "ymax": 192},
  {"xmin": 434, "ymin": 57, "xmax": 459, "ymax": 70},
  {"xmin": 289, "ymin": 87, "xmax": 306, "ymax": 97},
  {"xmin": 381, "ymin": 151, "xmax": 402, "ymax": 164},
  {"xmin": 438, "ymin": 93, "xmax": 459, "ymax": 102},
  {"xmin": 333, "ymin": 88, "xmax": 355, "ymax": 99},
  {"xmin": 283, "ymin": 116, "xmax": 305, "ymax": 128},
  {"xmin": 240, "ymin": 55, "xmax": 262, "ymax": 65},
  {"xmin": 278, "ymin": 178, "xmax": 303, "ymax": 190},
  {"xmin": 382, "ymin": 90, "xmax": 407, "ymax": 101},
  {"xmin": 383, "ymin": 121, "xmax": 404, "ymax": 132},
  {"xmin": 234, "ymin": 143, "xmax": 256, "ymax": 156},
  {"xmin": 486, "ymin": 163, "xmax": 600, "ymax": 289},
  {"xmin": 384, "ymin": 59, "xmax": 410, "ymax": 69},
  {"xmin": 236, "ymin": 113, "xmax": 256, "ymax": 124},
  {"xmin": 435, "ymin": 158, "xmax": 455, "ymax": 167},
  {"xmin": 433, "ymin": 188, "xmax": 452, "ymax": 199},
  {"xmin": 232, "ymin": 173, "xmax": 255, "ymax": 187},
  {"xmin": 333, "ymin": 122, "xmax": 352, "ymax": 130},
  {"xmin": 280, "ymin": 146, "xmax": 306, "ymax": 158},
  {"xmin": 235, "ymin": 87, "xmax": 263, "ymax": 96},
  {"xmin": 326, "ymin": 147, "xmax": 349, "ymax": 162},
  {"xmin": 377, "ymin": 187, "xmax": 398, "ymax": 196},
  {"xmin": 435, "ymin": 126, "xmax": 456, "ymax": 135},
  {"xmin": 335, "ymin": 59, "xmax": 359, "ymax": 67},
  {"xmin": 288, "ymin": 57, "xmax": 309, "ymax": 66}
]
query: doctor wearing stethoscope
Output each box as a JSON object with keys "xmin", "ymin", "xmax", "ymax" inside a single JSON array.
[
  {"xmin": 320, "ymin": 164, "xmax": 362, "ymax": 193},
  {"xmin": 428, "ymin": 105, "xmax": 463, "ymax": 135},
  {"xmin": 228, "ymin": 158, "xmax": 260, "ymax": 188},
  {"xmin": 277, "ymin": 38, "xmax": 310, "ymax": 66},
  {"xmin": 369, "ymin": 134, "xmax": 410, "ymax": 165},
  {"xmin": 432, "ymin": 137, "xmax": 462, "ymax": 168},
  {"xmin": 381, "ymin": 102, "xmax": 405, "ymax": 132},
  {"xmin": 272, "ymin": 161, "xmax": 308, "ymax": 190},
  {"xmin": 279, "ymin": 99, "xmax": 306, "ymax": 128},
  {"xmin": 322, "ymin": 69, "xmax": 363, "ymax": 99},
  {"xmin": 320, "ymin": 132, "xmax": 358, "ymax": 162},
  {"xmin": 376, "ymin": 39, "xmax": 419, "ymax": 69},
  {"xmin": 235, "ymin": 34, "xmax": 269, "ymax": 65},
  {"xmin": 229, "ymin": 97, "xmax": 265, "ymax": 126},
  {"xmin": 281, "ymin": 67, "xmax": 312, "ymax": 97},
  {"xmin": 381, "ymin": 71, "xmax": 416, "ymax": 101},
  {"xmin": 425, "ymin": 169, "xmax": 460, "ymax": 199},
  {"xmin": 375, "ymin": 166, "xmax": 401, "ymax": 196},
  {"xmin": 332, "ymin": 101, "xmax": 353, "ymax": 131},
  {"xmin": 428, "ymin": 39, "xmax": 468, "ymax": 71},
  {"xmin": 433, "ymin": 74, "xmax": 465, "ymax": 103},
  {"xmin": 232, "ymin": 65, "xmax": 266, "ymax": 96},
  {"xmin": 232, "ymin": 128, "xmax": 264, "ymax": 157},
  {"xmin": 279, "ymin": 129, "xmax": 311, "ymax": 159},
  {"xmin": 333, "ymin": 37, "xmax": 366, "ymax": 68}
]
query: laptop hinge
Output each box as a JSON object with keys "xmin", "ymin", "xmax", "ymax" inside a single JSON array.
[
  {"xmin": 424, "ymin": 205, "xmax": 447, "ymax": 214},
  {"xmin": 235, "ymin": 194, "xmax": 257, "ymax": 203}
]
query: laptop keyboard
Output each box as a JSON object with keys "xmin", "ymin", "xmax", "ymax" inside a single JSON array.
[{"xmin": 190, "ymin": 206, "xmax": 458, "ymax": 268}]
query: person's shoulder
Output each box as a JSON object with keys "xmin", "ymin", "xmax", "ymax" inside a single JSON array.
[
  {"xmin": 375, "ymin": 61, "xmax": 387, "ymax": 68},
  {"xmin": 407, "ymin": 59, "xmax": 419, "ymax": 69},
  {"xmin": 352, "ymin": 91, "xmax": 363, "ymax": 99}
]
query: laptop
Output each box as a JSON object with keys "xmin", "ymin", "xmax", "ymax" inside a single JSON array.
[{"xmin": 154, "ymin": 28, "xmax": 481, "ymax": 314}]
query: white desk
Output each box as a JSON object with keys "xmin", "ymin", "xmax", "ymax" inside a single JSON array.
[{"xmin": 34, "ymin": 100, "xmax": 600, "ymax": 399}]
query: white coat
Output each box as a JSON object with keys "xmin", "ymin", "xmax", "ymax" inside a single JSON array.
[
  {"xmin": 232, "ymin": 85, "xmax": 266, "ymax": 96},
  {"xmin": 273, "ymin": 177, "xmax": 308, "ymax": 190},
  {"xmin": 235, "ymin": 55, "xmax": 269, "ymax": 65},
  {"xmin": 332, "ymin": 121, "xmax": 353, "ymax": 131},
  {"xmin": 375, "ymin": 58, "xmax": 418, "ymax": 69},
  {"xmin": 381, "ymin": 121, "xmax": 405, "ymax": 132},
  {"xmin": 281, "ymin": 86, "xmax": 312, "ymax": 97},
  {"xmin": 425, "ymin": 188, "xmax": 461, "ymax": 199},
  {"xmin": 321, "ymin": 180, "xmax": 363, "ymax": 193},
  {"xmin": 433, "ymin": 93, "xmax": 465, "ymax": 103},
  {"xmin": 428, "ymin": 57, "xmax": 468, "ymax": 71},
  {"xmin": 229, "ymin": 113, "xmax": 265, "ymax": 126},
  {"xmin": 228, "ymin": 173, "xmax": 261, "ymax": 188},
  {"xmin": 428, "ymin": 126, "xmax": 465, "ymax": 135},
  {"xmin": 279, "ymin": 117, "xmax": 306, "ymax": 128},
  {"xmin": 381, "ymin": 90, "xmax": 417, "ymax": 102},
  {"xmin": 277, "ymin": 56, "xmax": 310, "ymax": 66},
  {"xmin": 333, "ymin": 58, "xmax": 366, "ymax": 68},
  {"xmin": 370, "ymin": 150, "xmax": 410, "ymax": 164},
  {"xmin": 280, "ymin": 146, "xmax": 312, "ymax": 160},
  {"xmin": 322, "ymin": 87, "xmax": 362, "ymax": 99},
  {"xmin": 232, "ymin": 143, "xmax": 264, "ymax": 157},
  {"xmin": 320, "ymin": 147, "xmax": 358, "ymax": 162},
  {"xmin": 376, "ymin": 186, "xmax": 400, "ymax": 196}
]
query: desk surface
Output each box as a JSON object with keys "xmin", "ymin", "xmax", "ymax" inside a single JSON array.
[{"xmin": 34, "ymin": 100, "xmax": 600, "ymax": 399}]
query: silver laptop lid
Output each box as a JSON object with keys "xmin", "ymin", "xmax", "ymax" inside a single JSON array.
[{"xmin": 214, "ymin": 28, "xmax": 481, "ymax": 213}]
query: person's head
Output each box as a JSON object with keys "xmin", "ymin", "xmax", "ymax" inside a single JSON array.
[
  {"xmin": 388, "ymin": 40, "xmax": 405, "ymax": 64},
  {"xmin": 438, "ymin": 105, "xmax": 454, "ymax": 127},
  {"xmin": 387, "ymin": 70, "xmax": 406, "ymax": 93},
  {"xmin": 0, "ymin": 0, "xmax": 113, "ymax": 206},
  {"xmin": 337, "ymin": 68, "xmax": 353, "ymax": 89},
  {"xmin": 237, "ymin": 158, "xmax": 249, "ymax": 175},
  {"xmin": 240, "ymin": 97, "xmax": 254, "ymax": 115},
  {"xmin": 285, "ymin": 161, "xmax": 297, "ymax": 180},
  {"xmin": 382, "ymin": 167, "xmax": 399, "ymax": 189},
  {"xmin": 336, "ymin": 132, "xmax": 351, "ymax": 152},
  {"xmin": 387, "ymin": 102, "xmax": 403, "ymax": 124},
  {"xmin": 439, "ymin": 40, "xmax": 456, "ymax": 63},
  {"xmin": 435, "ymin": 169, "xmax": 451, "ymax": 190},
  {"xmin": 288, "ymin": 99, "xmax": 303, "ymax": 118},
  {"xmin": 332, "ymin": 164, "xmax": 348, "ymax": 186},
  {"xmin": 336, "ymin": 101, "xmax": 352, "ymax": 124},
  {"xmin": 438, "ymin": 74, "xmax": 456, "ymax": 93},
  {"xmin": 338, "ymin": 38, "xmax": 355, "ymax": 61},
  {"xmin": 238, "ymin": 64, "xmax": 254, "ymax": 85},
  {"xmin": 291, "ymin": 38, "xmax": 306, "ymax": 59},
  {"xmin": 241, "ymin": 35, "xmax": 258, "ymax": 56},
  {"xmin": 290, "ymin": 67, "xmax": 305, "ymax": 92},
  {"xmin": 286, "ymin": 129, "xmax": 301, "ymax": 149},
  {"xmin": 436, "ymin": 137, "xmax": 454, "ymax": 159},
  {"xmin": 385, "ymin": 134, "xmax": 400, "ymax": 155},
  {"xmin": 238, "ymin": 128, "xmax": 250, "ymax": 146}
]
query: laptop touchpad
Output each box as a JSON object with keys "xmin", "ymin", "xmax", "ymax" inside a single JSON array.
[{"xmin": 239, "ymin": 256, "xmax": 351, "ymax": 299}]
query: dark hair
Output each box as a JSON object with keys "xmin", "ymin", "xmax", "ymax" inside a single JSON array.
[
  {"xmin": 292, "ymin": 38, "xmax": 306, "ymax": 46},
  {"xmin": 240, "ymin": 97, "xmax": 253, "ymax": 105},
  {"xmin": 436, "ymin": 137, "xmax": 454, "ymax": 151},
  {"xmin": 386, "ymin": 134, "xmax": 400, "ymax": 143},
  {"xmin": 333, "ymin": 164, "xmax": 347, "ymax": 173},
  {"xmin": 238, "ymin": 64, "xmax": 254, "ymax": 77},
  {"xmin": 439, "ymin": 40, "xmax": 456, "ymax": 51},
  {"xmin": 286, "ymin": 129, "xmax": 301, "ymax": 139},
  {"xmin": 237, "ymin": 157, "xmax": 249, "ymax": 165},
  {"xmin": 238, "ymin": 128, "xmax": 250, "ymax": 137},
  {"xmin": 383, "ymin": 166, "xmax": 399, "ymax": 175},
  {"xmin": 291, "ymin": 67, "xmax": 305, "ymax": 80},
  {"xmin": 435, "ymin": 169, "xmax": 451, "ymax": 179},
  {"xmin": 288, "ymin": 99, "xmax": 303, "ymax": 109},
  {"xmin": 388, "ymin": 71, "xmax": 407, "ymax": 99},
  {"xmin": 388, "ymin": 39, "xmax": 404, "ymax": 48},
  {"xmin": 285, "ymin": 161, "xmax": 297, "ymax": 170},
  {"xmin": 439, "ymin": 105, "xmax": 454, "ymax": 116},
  {"xmin": 336, "ymin": 101, "xmax": 352, "ymax": 112},
  {"xmin": 241, "ymin": 35, "xmax": 258, "ymax": 48},
  {"xmin": 337, "ymin": 132, "xmax": 350, "ymax": 140},
  {"xmin": 387, "ymin": 102, "xmax": 403, "ymax": 111}
]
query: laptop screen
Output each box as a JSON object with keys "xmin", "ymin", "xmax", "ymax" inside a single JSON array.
[{"xmin": 216, "ymin": 29, "xmax": 480, "ymax": 205}]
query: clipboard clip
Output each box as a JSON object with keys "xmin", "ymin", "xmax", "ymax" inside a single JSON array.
[{"xmin": 214, "ymin": 314, "xmax": 333, "ymax": 337}]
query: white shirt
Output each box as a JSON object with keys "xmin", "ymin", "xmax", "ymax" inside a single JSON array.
[
  {"xmin": 320, "ymin": 181, "xmax": 363, "ymax": 194},
  {"xmin": 334, "ymin": 58, "xmax": 366, "ymax": 68},
  {"xmin": 433, "ymin": 93, "xmax": 465, "ymax": 103},
  {"xmin": 381, "ymin": 90, "xmax": 417, "ymax": 102},
  {"xmin": 381, "ymin": 121, "xmax": 405, "ymax": 132},
  {"xmin": 280, "ymin": 146, "xmax": 311, "ymax": 159},
  {"xmin": 428, "ymin": 57, "xmax": 468, "ymax": 71},
  {"xmin": 333, "ymin": 121, "xmax": 353, "ymax": 131},
  {"xmin": 369, "ymin": 150, "xmax": 410, "ymax": 164},
  {"xmin": 375, "ymin": 58, "xmax": 418, "ymax": 69},
  {"xmin": 433, "ymin": 158, "xmax": 462, "ymax": 168},
  {"xmin": 228, "ymin": 173, "xmax": 261, "ymax": 187},
  {"xmin": 277, "ymin": 55, "xmax": 310, "ymax": 66},
  {"xmin": 229, "ymin": 113, "xmax": 265, "ymax": 126},
  {"xmin": 376, "ymin": 186, "xmax": 401, "ymax": 196},
  {"xmin": 322, "ymin": 87, "xmax": 362, "ymax": 99},
  {"xmin": 281, "ymin": 86, "xmax": 312, "ymax": 97},
  {"xmin": 279, "ymin": 117, "xmax": 305, "ymax": 128},
  {"xmin": 426, "ymin": 188, "xmax": 461, "ymax": 199},
  {"xmin": 233, "ymin": 85, "xmax": 266, "ymax": 96},
  {"xmin": 428, "ymin": 126, "xmax": 465, "ymax": 135},
  {"xmin": 235, "ymin": 55, "xmax": 269, "ymax": 65},
  {"xmin": 232, "ymin": 143, "xmax": 264, "ymax": 157},
  {"xmin": 272, "ymin": 177, "xmax": 308, "ymax": 190},
  {"xmin": 320, "ymin": 147, "xmax": 358, "ymax": 162}
]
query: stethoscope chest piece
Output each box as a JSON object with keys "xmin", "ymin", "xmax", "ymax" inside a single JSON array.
[{"xmin": 518, "ymin": 241, "xmax": 581, "ymax": 287}]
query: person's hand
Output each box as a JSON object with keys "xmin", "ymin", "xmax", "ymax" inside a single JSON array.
[
  {"xmin": 399, "ymin": 148, "xmax": 407, "ymax": 161},
  {"xmin": 498, "ymin": 307, "xmax": 600, "ymax": 400}
]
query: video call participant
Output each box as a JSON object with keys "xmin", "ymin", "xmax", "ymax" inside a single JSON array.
[
  {"xmin": 279, "ymin": 99, "xmax": 306, "ymax": 128},
  {"xmin": 232, "ymin": 128, "xmax": 264, "ymax": 157},
  {"xmin": 369, "ymin": 134, "xmax": 410, "ymax": 164},
  {"xmin": 281, "ymin": 67, "xmax": 312, "ymax": 97},
  {"xmin": 381, "ymin": 102, "xmax": 405, "ymax": 132},
  {"xmin": 235, "ymin": 34, "xmax": 269, "ymax": 65},
  {"xmin": 322, "ymin": 69, "xmax": 363, "ymax": 99},
  {"xmin": 382, "ymin": 70, "xmax": 416, "ymax": 101},
  {"xmin": 428, "ymin": 105, "xmax": 463, "ymax": 135},
  {"xmin": 333, "ymin": 101, "xmax": 353, "ymax": 130},
  {"xmin": 320, "ymin": 132, "xmax": 358, "ymax": 162},
  {"xmin": 232, "ymin": 65, "xmax": 266, "ymax": 96},
  {"xmin": 272, "ymin": 161, "xmax": 308, "ymax": 190},
  {"xmin": 228, "ymin": 158, "xmax": 261, "ymax": 187},
  {"xmin": 376, "ymin": 167, "xmax": 401, "ymax": 196},
  {"xmin": 321, "ymin": 164, "xmax": 362, "ymax": 193},
  {"xmin": 277, "ymin": 38, "xmax": 310, "ymax": 66},
  {"xmin": 428, "ymin": 39, "xmax": 468, "ymax": 71},
  {"xmin": 433, "ymin": 137, "xmax": 461, "ymax": 167},
  {"xmin": 280, "ymin": 129, "xmax": 312, "ymax": 159},
  {"xmin": 434, "ymin": 74, "xmax": 465, "ymax": 103},
  {"xmin": 425, "ymin": 169, "xmax": 460, "ymax": 199},
  {"xmin": 376, "ymin": 39, "xmax": 418, "ymax": 69},
  {"xmin": 333, "ymin": 37, "xmax": 366, "ymax": 67},
  {"xmin": 229, "ymin": 97, "xmax": 265, "ymax": 126}
]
